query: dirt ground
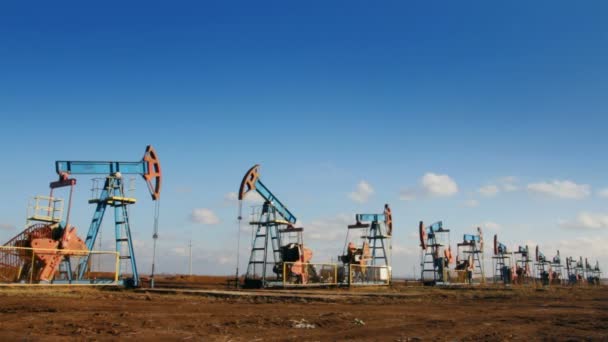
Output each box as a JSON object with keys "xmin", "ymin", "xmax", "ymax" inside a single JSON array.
[{"xmin": 0, "ymin": 280, "xmax": 606, "ymax": 341}]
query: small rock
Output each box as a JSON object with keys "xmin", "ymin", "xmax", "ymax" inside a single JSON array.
[
  {"xmin": 353, "ymin": 318, "xmax": 365, "ymax": 326},
  {"xmin": 291, "ymin": 319, "xmax": 316, "ymax": 329}
]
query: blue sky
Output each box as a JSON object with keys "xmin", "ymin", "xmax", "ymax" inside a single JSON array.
[{"xmin": 1, "ymin": 1, "xmax": 607, "ymax": 276}]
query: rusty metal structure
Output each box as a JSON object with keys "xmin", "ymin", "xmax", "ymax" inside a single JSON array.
[
  {"xmin": 513, "ymin": 245, "xmax": 532, "ymax": 284},
  {"xmin": 338, "ymin": 204, "xmax": 393, "ymax": 286},
  {"xmin": 455, "ymin": 227, "xmax": 485, "ymax": 284},
  {"xmin": 566, "ymin": 256, "xmax": 585, "ymax": 285},
  {"xmin": 549, "ymin": 250, "xmax": 564, "ymax": 285},
  {"xmin": 0, "ymin": 168, "xmax": 90, "ymax": 285},
  {"xmin": 0, "ymin": 220, "xmax": 88, "ymax": 284},
  {"xmin": 534, "ymin": 245, "xmax": 552, "ymax": 286},
  {"xmin": 55, "ymin": 145, "xmax": 161, "ymax": 287},
  {"xmin": 0, "ymin": 146, "xmax": 161, "ymax": 286},
  {"xmin": 419, "ymin": 221, "xmax": 453, "ymax": 285},
  {"xmin": 492, "ymin": 234, "xmax": 514, "ymax": 285},
  {"xmin": 585, "ymin": 258, "xmax": 601, "ymax": 285}
]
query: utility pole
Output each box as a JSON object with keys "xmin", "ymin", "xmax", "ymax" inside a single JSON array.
[
  {"xmin": 188, "ymin": 239, "xmax": 193, "ymax": 276},
  {"xmin": 151, "ymin": 201, "xmax": 160, "ymax": 289}
]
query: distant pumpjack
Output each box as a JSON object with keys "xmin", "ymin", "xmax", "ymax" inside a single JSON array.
[
  {"xmin": 492, "ymin": 234, "xmax": 514, "ymax": 284},
  {"xmin": 339, "ymin": 204, "xmax": 393, "ymax": 286},
  {"xmin": 419, "ymin": 221, "xmax": 453, "ymax": 285}
]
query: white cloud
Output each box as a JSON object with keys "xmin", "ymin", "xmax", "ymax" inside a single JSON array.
[
  {"xmin": 559, "ymin": 212, "xmax": 608, "ymax": 230},
  {"xmin": 481, "ymin": 221, "xmax": 501, "ymax": 231},
  {"xmin": 597, "ymin": 188, "xmax": 608, "ymax": 198},
  {"xmin": 225, "ymin": 191, "xmax": 264, "ymax": 205},
  {"xmin": 463, "ymin": 199, "xmax": 479, "ymax": 207},
  {"xmin": 302, "ymin": 214, "xmax": 353, "ymax": 242},
  {"xmin": 216, "ymin": 254, "xmax": 234, "ymax": 265},
  {"xmin": 500, "ymin": 176, "xmax": 519, "ymax": 192},
  {"xmin": 478, "ymin": 185, "xmax": 500, "ymax": 197},
  {"xmin": 422, "ymin": 173, "xmax": 458, "ymax": 196},
  {"xmin": 527, "ymin": 180, "xmax": 590, "ymax": 199},
  {"xmin": 401, "ymin": 172, "xmax": 458, "ymax": 201},
  {"xmin": 224, "ymin": 192, "xmax": 238, "ymax": 202},
  {"xmin": 476, "ymin": 177, "xmax": 518, "ymax": 198},
  {"xmin": 0, "ymin": 223, "xmax": 14, "ymax": 231},
  {"xmin": 392, "ymin": 243, "xmax": 419, "ymax": 257},
  {"xmin": 171, "ymin": 247, "xmax": 188, "ymax": 257},
  {"xmin": 399, "ymin": 189, "xmax": 418, "ymax": 201},
  {"xmin": 190, "ymin": 208, "xmax": 220, "ymax": 225},
  {"xmin": 348, "ymin": 181, "xmax": 374, "ymax": 203},
  {"xmin": 500, "ymin": 176, "xmax": 517, "ymax": 183},
  {"xmin": 245, "ymin": 191, "xmax": 265, "ymax": 204},
  {"xmin": 132, "ymin": 239, "xmax": 146, "ymax": 249}
]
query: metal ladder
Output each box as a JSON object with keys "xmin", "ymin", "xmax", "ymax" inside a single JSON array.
[
  {"xmin": 246, "ymin": 221, "xmax": 268, "ymax": 283},
  {"xmin": 368, "ymin": 222, "xmax": 389, "ymax": 266},
  {"xmin": 245, "ymin": 204, "xmax": 304, "ymax": 286},
  {"xmin": 493, "ymin": 255, "xmax": 506, "ymax": 283},
  {"xmin": 114, "ymin": 197, "xmax": 137, "ymax": 282},
  {"xmin": 421, "ymin": 232, "xmax": 444, "ymax": 283},
  {"xmin": 78, "ymin": 176, "xmax": 138, "ymax": 286},
  {"xmin": 245, "ymin": 204, "xmax": 280, "ymax": 286},
  {"xmin": 470, "ymin": 248, "xmax": 485, "ymax": 282}
]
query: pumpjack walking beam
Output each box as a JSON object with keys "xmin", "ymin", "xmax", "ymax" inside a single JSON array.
[
  {"xmin": 52, "ymin": 146, "xmax": 161, "ymax": 287},
  {"xmin": 238, "ymin": 164, "xmax": 296, "ymax": 224},
  {"xmin": 54, "ymin": 146, "xmax": 161, "ymax": 200}
]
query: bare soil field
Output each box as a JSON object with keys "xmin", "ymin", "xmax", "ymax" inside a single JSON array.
[{"xmin": 0, "ymin": 280, "xmax": 606, "ymax": 341}]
